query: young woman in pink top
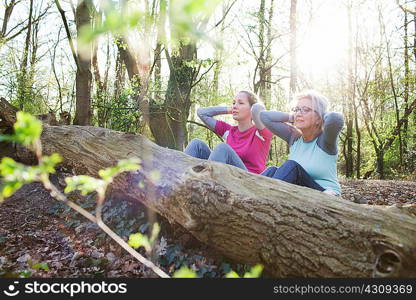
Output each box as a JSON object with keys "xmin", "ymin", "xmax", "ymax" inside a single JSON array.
[{"xmin": 184, "ymin": 91, "xmax": 272, "ymax": 174}]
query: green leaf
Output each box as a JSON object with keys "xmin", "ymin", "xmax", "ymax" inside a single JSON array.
[
  {"xmin": 172, "ymin": 266, "xmax": 197, "ymax": 278},
  {"xmin": 32, "ymin": 263, "xmax": 49, "ymax": 271},
  {"xmin": 0, "ymin": 157, "xmax": 41, "ymax": 201},
  {"xmin": 78, "ymin": 3, "xmax": 144, "ymax": 44},
  {"xmin": 12, "ymin": 111, "xmax": 43, "ymax": 147},
  {"xmin": 128, "ymin": 232, "xmax": 151, "ymax": 252},
  {"xmin": 225, "ymin": 270, "xmax": 240, "ymax": 278},
  {"xmin": 64, "ymin": 175, "xmax": 105, "ymax": 195},
  {"xmin": 19, "ymin": 270, "xmax": 32, "ymax": 278},
  {"xmin": 98, "ymin": 158, "xmax": 141, "ymax": 181},
  {"xmin": 1, "ymin": 181, "xmax": 23, "ymax": 199},
  {"xmin": 243, "ymin": 264, "xmax": 263, "ymax": 278},
  {"xmin": 39, "ymin": 154, "xmax": 63, "ymax": 174}
]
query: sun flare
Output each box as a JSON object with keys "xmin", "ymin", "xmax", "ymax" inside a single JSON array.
[{"xmin": 298, "ymin": 5, "xmax": 349, "ymax": 79}]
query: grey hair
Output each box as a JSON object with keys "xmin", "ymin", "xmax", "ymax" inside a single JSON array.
[{"xmin": 294, "ymin": 90, "xmax": 329, "ymax": 120}]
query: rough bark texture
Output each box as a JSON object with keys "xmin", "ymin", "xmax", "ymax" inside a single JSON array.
[
  {"xmin": 73, "ymin": 0, "xmax": 92, "ymax": 126},
  {"xmin": 0, "ymin": 97, "xmax": 18, "ymax": 130},
  {"xmin": 7, "ymin": 124, "xmax": 415, "ymax": 278},
  {"xmin": 149, "ymin": 43, "xmax": 197, "ymax": 150}
]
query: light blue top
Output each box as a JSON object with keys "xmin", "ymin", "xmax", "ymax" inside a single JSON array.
[{"xmin": 289, "ymin": 136, "xmax": 340, "ymax": 194}]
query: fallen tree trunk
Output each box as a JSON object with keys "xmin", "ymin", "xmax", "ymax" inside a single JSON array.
[
  {"xmin": 1, "ymin": 99, "xmax": 415, "ymax": 277},
  {"xmin": 10, "ymin": 125, "xmax": 415, "ymax": 277}
]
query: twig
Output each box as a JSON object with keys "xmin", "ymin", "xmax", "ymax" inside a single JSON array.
[{"xmin": 39, "ymin": 172, "xmax": 170, "ymax": 278}]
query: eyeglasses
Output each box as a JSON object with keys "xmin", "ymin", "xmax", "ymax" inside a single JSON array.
[{"xmin": 291, "ymin": 106, "xmax": 314, "ymax": 114}]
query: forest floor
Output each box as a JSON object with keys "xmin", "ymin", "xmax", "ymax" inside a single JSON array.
[{"xmin": 0, "ymin": 176, "xmax": 415, "ymax": 278}]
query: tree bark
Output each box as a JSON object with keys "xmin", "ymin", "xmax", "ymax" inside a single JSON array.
[
  {"xmin": 73, "ymin": 0, "xmax": 92, "ymax": 126},
  {"xmin": 1, "ymin": 0, "xmax": 18, "ymax": 39},
  {"xmin": 15, "ymin": 0, "xmax": 33, "ymax": 110},
  {"xmin": 149, "ymin": 43, "xmax": 197, "ymax": 150},
  {"xmin": 0, "ymin": 97, "xmax": 18, "ymax": 129},
  {"xmin": 403, "ymin": 10, "xmax": 409, "ymax": 158},
  {"xmin": 0, "ymin": 99, "xmax": 413, "ymax": 277}
]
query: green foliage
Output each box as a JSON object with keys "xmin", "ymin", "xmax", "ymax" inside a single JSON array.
[
  {"xmin": 79, "ymin": 1, "xmax": 144, "ymax": 44},
  {"xmin": 78, "ymin": 0, "xmax": 222, "ymax": 48},
  {"xmin": 225, "ymin": 264, "xmax": 263, "ymax": 278},
  {"xmin": 128, "ymin": 232, "xmax": 151, "ymax": 252},
  {"xmin": 169, "ymin": 0, "xmax": 222, "ymax": 42},
  {"xmin": 224, "ymin": 270, "xmax": 240, "ymax": 278},
  {"xmin": 32, "ymin": 263, "xmax": 49, "ymax": 271},
  {"xmin": 0, "ymin": 153, "xmax": 62, "ymax": 201},
  {"xmin": 64, "ymin": 175, "xmax": 105, "ymax": 196},
  {"xmin": 65, "ymin": 158, "xmax": 141, "ymax": 195},
  {"xmin": 106, "ymin": 92, "xmax": 141, "ymax": 133},
  {"xmin": 172, "ymin": 264, "xmax": 263, "ymax": 278},
  {"xmin": 98, "ymin": 158, "xmax": 141, "ymax": 181},
  {"xmin": 242, "ymin": 264, "xmax": 263, "ymax": 278},
  {"xmin": 0, "ymin": 111, "xmax": 42, "ymax": 148},
  {"xmin": 0, "ymin": 112, "xmax": 50, "ymax": 201},
  {"xmin": 172, "ymin": 266, "xmax": 197, "ymax": 278},
  {"xmin": 128, "ymin": 223, "xmax": 160, "ymax": 253},
  {"xmin": 39, "ymin": 154, "xmax": 63, "ymax": 174}
]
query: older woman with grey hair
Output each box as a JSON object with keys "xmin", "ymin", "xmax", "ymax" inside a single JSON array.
[{"xmin": 259, "ymin": 90, "xmax": 344, "ymax": 195}]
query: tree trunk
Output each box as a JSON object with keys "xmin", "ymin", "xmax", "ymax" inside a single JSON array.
[
  {"xmin": 73, "ymin": 0, "xmax": 92, "ymax": 126},
  {"xmin": 113, "ymin": 46, "xmax": 126, "ymax": 102},
  {"xmin": 0, "ymin": 97, "xmax": 18, "ymax": 129},
  {"xmin": 255, "ymin": 0, "xmax": 266, "ymax": 99},
  {"xmin": 1, "ymin": 0, "xmax": 17, "ymax": 40},
  {"xmin": 15, "ymin": 0, "xmax": 34, "ymax": 110},
  {"xmin": 2, "ymin": 100, "xmax": 416, "ymax": 277},
  {"xmin": 149, "ymin": 43, "xmax": 197, "ymax": 150},
  {"xmin": 264, "ymin": 0, "xmax": 274, "ymax": 107},
  {"xmin": 376, "ymin": 148, "xmax": 385, "ymax": 180},
  {"xmin": 414, "ymin": 11, "xmax": 416, "ymax": 134},
  {"xmin": 403, "ymin": 10, "xmax": 409, "ymax": 158},
  {"xmin": 154, "ymin": 0, "xmax": 166, "ymax": 103},
  {"xmin": 8, "ymin": 124, "xmax": 413, "ymax": 277}
]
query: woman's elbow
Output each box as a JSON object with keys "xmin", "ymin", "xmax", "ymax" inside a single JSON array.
[
  {"xmin": 259, "ymin": 111, "xmax": 269, "ymax": 124},
  {"xmin": 251, "ymin": 103, "xmax": 265, "ymax": 113},
  {"xmin": 196, "ymin": 107, "xmax": 205, "ymax": 118},
  {"xmin": 324, "ymin": 112, "xmax": 344, "ymax": 129}
]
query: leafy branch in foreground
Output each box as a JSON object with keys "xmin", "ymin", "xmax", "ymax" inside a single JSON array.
[
  {"xmin": 0, "ymin": 112, "xmax": 169, "ymax": 278},
  {"xmin": 171, "ymin": 264, "xmax": 263, "ymax": 278}
]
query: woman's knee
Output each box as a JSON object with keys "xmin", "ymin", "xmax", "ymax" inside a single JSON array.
[
  {"xmin": 280, "ymin": 160, "xmax": 300, "ymax": 169},
  {"xmin": 212, "ymin": 142, "xmax": 232, "ymax": 153},
  {"xmin": 261, "ymin": 166, "xmax": 278, "ymax": 177},
  {"xmin": 210, "ymin": 142, "xmax": 234, "ymax": 162},
  {"xmin": 184, "ymin": 138, "xmax": 210, "ymax": 158},
  {"xmin": 187, "ymin": 138, "xmax": 206, "ymax": 147}
]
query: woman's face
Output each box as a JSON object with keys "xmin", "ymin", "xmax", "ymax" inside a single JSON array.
[
  {"xmin": 293, "ymin": 97, "xmax": 321, "ymax": 130},
  {"xmin": 232, "ymin": 92, "xmax": 252, "ymax": 122}
]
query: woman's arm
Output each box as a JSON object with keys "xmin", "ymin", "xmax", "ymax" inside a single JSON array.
[
  {"xmin": 251, "ymin": 103, "xmax": 266, "ymax": 130},
  {"xmin": 317, "ymin": 112, "xmax": 344, "ymax": 155},
  {"xmin": 197, "ymin": 106, "xmax": 230, "ymax": 131},
  {"xmin": 260, "ymin": 110, "xmax": 300, "ymax": 145}
]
